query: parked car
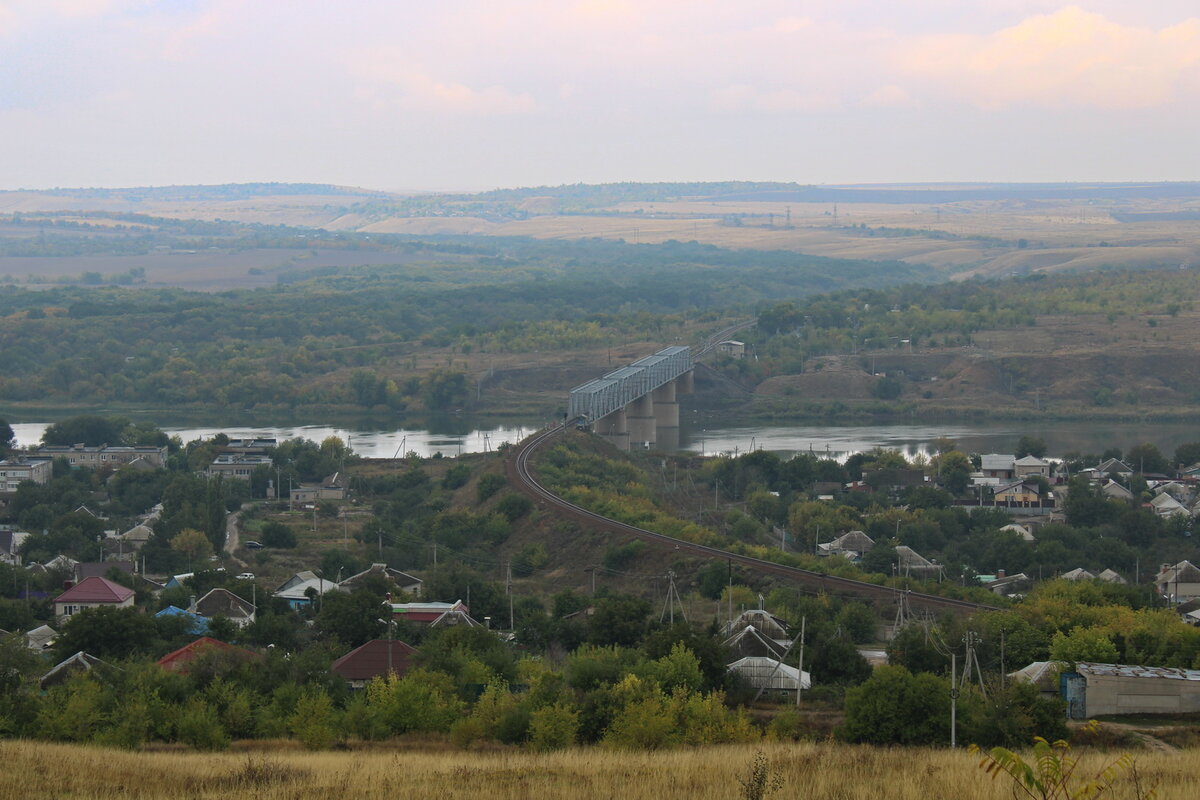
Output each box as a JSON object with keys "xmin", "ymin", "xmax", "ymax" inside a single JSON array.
[
  {"xmin": 235, "ymin": 572, "xmax": 255, "ymax": 581},
  {"xmin": 244, "ymin": 541, "xmax": 264, "ymax": 550}
]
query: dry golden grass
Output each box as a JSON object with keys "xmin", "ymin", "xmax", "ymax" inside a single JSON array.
[{"xmin": 1, "ymin": 740, "xmax": 1196, "ymax": 800}]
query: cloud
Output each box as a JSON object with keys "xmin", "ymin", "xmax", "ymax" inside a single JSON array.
[
  {"xmin": 352, "ymin": 51, "xmax": 536, "ymax": 116},
  {"xmin": 862, "ymin": 85, "xmax": 919, "ymax": 109},
  {"xmin": 898, "ymin": 6, "xmax": 1200, "ymax": 109}
]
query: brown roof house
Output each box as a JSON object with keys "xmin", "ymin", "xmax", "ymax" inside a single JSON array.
[
  {"xmin": 156, "ymin": 637, "xmax": 258, "ymax": 674},
  {"xmin": 54, "ymin": 576, "xmax": 134, "ymax": 621},
  {"xmin": 331, "ymin": 639, "xmax": 419, "ymax": 689},
  {"xmin": 190, "ymin": 588, "xmax": 256, "ymax": 628}
]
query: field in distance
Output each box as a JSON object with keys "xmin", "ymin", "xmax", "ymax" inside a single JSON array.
[{"xmin": 3, "ymin": 181, "xmax": 1200, "ymax": 284}]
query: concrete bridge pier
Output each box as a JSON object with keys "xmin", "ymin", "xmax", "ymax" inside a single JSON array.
[
  {"xmin": 595, "ymin": 407, "xmax": 629, "ymax": 451},
  {"xmin": 626, "ymin": 393, "xmax": 656, "ymax": 447}
]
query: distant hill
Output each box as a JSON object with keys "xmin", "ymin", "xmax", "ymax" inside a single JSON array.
[{"xmin": 1, "ymin": 182, "xmax": 393, "ymax": 201}]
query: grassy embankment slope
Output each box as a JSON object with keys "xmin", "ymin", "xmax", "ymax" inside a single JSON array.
[{"xmin": 2, "ymin": 739, "xmax": 1196, "ymax": 800}]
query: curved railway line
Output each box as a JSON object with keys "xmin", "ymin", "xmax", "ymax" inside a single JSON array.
[{"xmin": 507, "ymin": 422, "xmax": 998, "ymax": 615}]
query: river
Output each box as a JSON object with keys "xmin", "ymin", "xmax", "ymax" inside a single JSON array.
[{"xmin": 8, "ymin": 417, "xmax": 1197, "ymax": 461}]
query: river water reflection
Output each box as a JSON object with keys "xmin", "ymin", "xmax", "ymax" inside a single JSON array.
[{"xmin": 8, "ymin": 417, "xmax": 1197, "ymax": 461}]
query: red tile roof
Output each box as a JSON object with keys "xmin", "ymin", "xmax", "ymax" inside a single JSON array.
[
  {"xmin": 156, "ymin": 637, "xmax": 257, "ymax": 673},
  {"xmin": 54, "ymin": 576, "xmax": 134, "ymax": 604},
  {"xmin": 331, "ymin": 639, "xmax": 418, "ymax": 682}
]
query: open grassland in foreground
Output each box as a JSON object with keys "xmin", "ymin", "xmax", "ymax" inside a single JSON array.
[{"xmin": 1, "ymin": 741, "xmax": 1197, "ymax": 800}]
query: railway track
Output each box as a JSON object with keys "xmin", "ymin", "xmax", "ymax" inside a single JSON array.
[{"xmin": 506, "ymin": 423, "xmax": 997, "ymax": 615}]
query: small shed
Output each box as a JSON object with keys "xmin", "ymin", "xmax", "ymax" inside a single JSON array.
[
  {"xmin": 1061, "ymin": 662, "xmax": 1200, "ymax": 719},
  {"xmin": 716, "ymin": 340, "xmax": 745, "ymax": 359}
]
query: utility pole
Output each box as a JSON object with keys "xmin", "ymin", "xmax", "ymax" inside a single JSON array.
[
  {"xmin": 950, "ymin": 653, "xmax": 958, "ymax": 749},
  {"xmin": 796, "ymin": 615, "xmax": 806, "ymax": 708},
  {"xmin": 506, "ymin": 561, "xmax": 514, "ymax": 631}
]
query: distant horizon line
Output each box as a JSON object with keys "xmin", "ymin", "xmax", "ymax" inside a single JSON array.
[{"xmin": 3, "ymin": 178, "xmax": 1200, "ymax": 196}]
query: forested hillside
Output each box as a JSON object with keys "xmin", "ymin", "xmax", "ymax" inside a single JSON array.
[{"xmin": 0, "ymin": 226, "xmax": 928, "ymax": 413}]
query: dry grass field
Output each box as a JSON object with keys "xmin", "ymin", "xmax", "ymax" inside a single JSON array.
[{"xmin": 0, "ymin": 739, "xmax": 1194, "ymax": 800}]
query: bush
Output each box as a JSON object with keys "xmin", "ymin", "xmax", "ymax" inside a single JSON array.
[
  {"xmin": 840, "ymin": 665, "xmax": 948, "ymax": 746},
  {"xmin": 260, "ymin": 521, "xmax": 298, "ymax": 549},
  {"xmin": 176, "ymin": 699, "xmax": 230, "ymax": 751},
  {"xmin": 477, "ymin": 473, "xmax": 507, "ymax": 503},
  {"xmin": 496, "ymin": 493, "xmax": 533, "ymax": 521},
  {"xmin": 528, "ymin": 703, "xmax": 580, "ymax": 751}
]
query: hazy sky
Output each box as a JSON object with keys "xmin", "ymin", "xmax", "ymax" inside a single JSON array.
[{"xmin": 3, "ymin": 1, "xmax": 1199, "ymax": 190}]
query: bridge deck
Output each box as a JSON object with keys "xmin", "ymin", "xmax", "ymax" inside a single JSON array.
[{"xmin": 568, "ymin": 345, "xmax": 691, "ymax": 423}]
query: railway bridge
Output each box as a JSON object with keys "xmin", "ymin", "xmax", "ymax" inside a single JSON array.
[{"xmin": 568, "ymin": 346, "xmax": 693, "ymax": 451}]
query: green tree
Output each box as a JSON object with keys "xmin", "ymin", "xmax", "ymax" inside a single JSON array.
[
  {"xmin": 53, "ymin": 606, "xmax": 158, "ymax": 661},
  {"xmin": 840, "ymin": 665, "xmax": 949, "ymax": 745},
  {"xmin": 938, "ymin": 451, "xmax": 972, "ymax": 495},
  {"xmin": 260, "ymin": 521, "xmax": 298, "ymax": 549},
  {"xmin": 170, "ymin": 528, "xmax": 214, "ymax": 568},
  {"xmin": 1015, "ymin": 436, "xmax": 1048, "ymax": 459}
]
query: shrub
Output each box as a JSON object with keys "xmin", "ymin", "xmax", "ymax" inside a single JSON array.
[
  {"xmin": 477, "ymin": 473, "xmax": 507, "ymax": 503},
  {"xmin": 177, "ymin": 698, "xmax": 230, "ymax": 751},
  {"xmin": 260, "ymin": 521, "xmax": 297, "ymax": 549},
  {"xmin": 496, "ymin": 493, "xmax": 533, "ymax": 521},
  {"xmin": 528, "ymin": 703, "xmax": 579, "ymax": 751}
]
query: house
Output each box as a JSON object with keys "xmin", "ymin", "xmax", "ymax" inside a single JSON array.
[
  {"xmin": 726, "ymin": 657, "xmax": 810, "ymax": 694},
  {"xmin": 1175, "ymin": 599, "xmax": 1200, "ymax": 626},
  {"xmin": 1014, "ymin": 455, "xmax": 1052, "ymax": 479},
  {"xmin": 998, "ymin": 523, "xmax": 1036, "ymax": 543},
  {"xmin": 0, "ymin": 530, "xmax": 30, "ymax": 565},
  {"xmin": 979, "ymin": 454, "xmax": 1017, "ymax": 482},
  {"xmin": 994, "ymin": 480, "xmax": 1050, "ymax": 506},
  {"xmin": 39, "ymin": 651, "xmax": 112, "ymax": 690},
  {"xmin": 1060, "ymin": 567, "xmax": 1095, "ymax": 581},
  {"xmin": 817, "ymin": 530, "xmax": 874, "ymax": 561},
  {"xmin": 273, "ymin": 571, "xmax": 345, "ymax": 608},
  {"xmin": 38, "ymin": 444, "xmax": 168, "ymax": 469},
  {"xmin": 1097, "ymin": 569, "xmax": 1127, "ymax": 584},
  {"xmin": 388, "ymin": 600, "xmax": 479, "ymax": 627},
  {"xmin": 1099, "ymin": 480, "xmax": 1134, "ymax": 502},
  {"xmin": 118, "ymin": 523, "xmax": 155, "ymax": 551},
  {"xmin": 291, "ymin": 473, "xmax": 346, "ymax": 503},
  {"xmin": 985, "ymin": 571, "xmax": 1032, "ymax": 597},
  {"xmin": 1095, "ymin": 458, "xmax": 1134, "ymax": 478},
  {"xmin": 53, "ymin": 576, "xmax": 135, "ymax": 620},
  {"xmin": 1150, "ymin": 492, "xmax": 1191, "ymax": 519},
  {"xmin": 190, "ymin": 588, "xmax": 255, "ymax": 627},
  {"xmin": 154, "ymin": 605, "xmax": 209, "ymax": 635},
  {"xmin": 1060, "ymin": 662, "xmax": 1200, "ymax": 719},
  {"xmin": 222, "ymin": 438, "xmax": 277, "ymax": 455},
  {"xmin": 339, "ymin": 563, "xmax": 422, "ymax": 597},
  {"xmin": 206, "ymin": 453, "xmax": 273, "ymax": 481},
  {"xmin": 716, "ymin": 340, "xmax": 745, "ymax": 358},
  {"xmin": 895, "ymin": 545, "xmax": 942, "ymax": 580},
  {"xmin": 25, "ymin": 624, "xmax": 56, "ymax": 652},
  {"xmin": 39, "ymin": 554, "xmax": 79, "ymax": 575},
  {"xmin": 0, "ymin": 457, "xmax": 52, "ymax": 493},
  {"xmin": 1157, "ymin": 561, "xmax": 1200, "ymax": 603},
  {"xmin": 156, "ymin": 637, "xmax": 257, "ymax": 674},
  {"xmin": 74, "ymin": 561, "xmax": 134, "ymax": 583},
  {"xmin": 331, "ymin": 639, "xmax": 419, "ymax": 688}
]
